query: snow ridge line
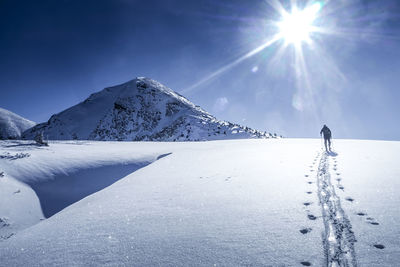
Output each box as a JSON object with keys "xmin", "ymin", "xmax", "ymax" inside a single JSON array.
[{"xmin": 316, "ymin": 152, "xmax": 357, "ymax": 267}]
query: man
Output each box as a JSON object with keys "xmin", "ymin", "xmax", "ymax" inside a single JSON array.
[{"xmin": 320, "ymin": 125, "xmax": 332, "ymax": 151}]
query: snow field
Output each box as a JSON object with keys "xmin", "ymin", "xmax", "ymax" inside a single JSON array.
[{"xmin": 0, "ymin": 139, "xmax": 398, "ymax": 266}]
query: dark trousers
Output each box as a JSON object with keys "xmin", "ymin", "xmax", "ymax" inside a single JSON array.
[{"xmin": 324, "ymin": 138, "xmax": 331, "ymax": 151}]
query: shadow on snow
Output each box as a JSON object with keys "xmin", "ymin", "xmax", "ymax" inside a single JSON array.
[
  {"xmin": 28, "ymin": 153, "xmax": 172, "ymax": 218},
  {"xmin": 327, "ymin": 151, "xmax": 338, "ymax": 157}
]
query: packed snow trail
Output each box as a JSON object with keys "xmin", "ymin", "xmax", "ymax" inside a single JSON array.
[{"xmin": 317, "ymin": 151, "xmax": 357, "ymax": 267}]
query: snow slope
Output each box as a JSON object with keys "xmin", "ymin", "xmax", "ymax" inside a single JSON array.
[
  {"xmin": 22, "ymin": 78, "xmax": 272, "ymax": 141},
  {"xmin": 0, "ymin": 140, "xmax": 172, "ymax": 238},
  {"xmin": 0, "ymin": 108, "xmax": 35, "ymax": 139},
  {"xmin": 0, "ymin": 139, "xmax": 399, "ymax": 266}
]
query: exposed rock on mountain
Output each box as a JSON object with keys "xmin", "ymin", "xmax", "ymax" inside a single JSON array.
[{"xmin": 23, "ymin": 78, "xmax": 272, "ymax": 141}]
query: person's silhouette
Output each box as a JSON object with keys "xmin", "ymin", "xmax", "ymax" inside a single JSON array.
[{"xmin": 320, "ymin": 125, "xmax": 332, "ymax": 151}]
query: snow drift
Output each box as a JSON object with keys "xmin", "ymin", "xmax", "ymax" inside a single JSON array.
[
  {"xmin": 0, "ymin": 140, "xmax": 173, "ymax": 239},
  {"xmin": 22, "ymin": 77, "xmax": 273, "ymax": 141}
]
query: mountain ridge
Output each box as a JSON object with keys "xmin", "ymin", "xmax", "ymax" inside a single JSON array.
[{"xmin": 23, "ymin": 77, "xmax": 275, "ymax": 141}]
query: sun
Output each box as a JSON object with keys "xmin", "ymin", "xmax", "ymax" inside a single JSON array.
[
  {"xmin": 277, "ymin": 3, "xmax": 322, "ymax": 45},
  {"xmin": 183, "ymin": 1, "xmax": 328, "ymax": 94}
]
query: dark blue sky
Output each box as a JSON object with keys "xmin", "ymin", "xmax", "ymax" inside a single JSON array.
[{"xmin": 1, "ymin": 0, "xmax": 400, "ymax": 140}]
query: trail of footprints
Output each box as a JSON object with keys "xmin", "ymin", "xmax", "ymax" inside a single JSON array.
[
  {"xmin": 331, "ymin": 158, "xmax": 382, "ymax": 229},
  {"xmin": 298, "ymin": 153, "xmax": 321, "ymax": 266},
  {"xmin": 298, "ymin": 151, "xmax": 385, "ymax": 266}
]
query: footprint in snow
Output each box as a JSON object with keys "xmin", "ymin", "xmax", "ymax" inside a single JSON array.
[
  {"xmin": 336, "ymin": 173, "xmax": 341, "ymax": 176},
  {"xmin": 305, "ymin": 175, "xmax": 309, "ymax": 177},
  {"xmin": 306, "ymin": 191, "xmax": 312, "ymax": 194},
  {"xmin": 365, "ymin": 217, "xmax": 380, "ymax": 225},
  {"xmin": 300, "ymin": 261, "xmax": 312, "ymax": 266},
  {"xmin": 336, "ymin": 178, "xmax": 342, "ymax": 181},
  {"xmin": 0, "ymin": 233, "xmax": 14, "ymax": 240},
  {"xmin": 299, "ymin": 228, "xmax": 312, "ymax": 234},
  {"xmin": 307, "ymin": 181, "xmax": 313, "ymax": 184},
  {"xmin": 303, "ymin": 202, "xmax": 312, "ymax": 206},
  {"xmin": 363, "ymin": 214, "xmax": 380, "ymax": 225},
  {"xmin": 345, "ymin": 197, "xmax": 354, "ymax": 202},
  {"xmin": 337, "ymin": 185, "xmax": 344, "ymax": 190},
  {"xmin": 374, "ymin": 244, "xmax": 385, "ymax": 249},
  {"xmin": 0, "ymin": 218, "xmax": 10, "ymax": 228},
  {"xmin": 13, "ymin": 189, "xmax": 20, "ymax": 194},
  {"xmin": 307, "ymin": 214, "xmax": 317, "ymax": 220}
]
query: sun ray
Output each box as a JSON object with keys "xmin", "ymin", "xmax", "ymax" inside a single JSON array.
[
  {"xmin": 268, "ymin": 40, "xmax": 289, "ymax": 71},
  {"xmin": 182, "ymin": 0, "xmax": 396, "ymax": 123},
  {"xmin": 181, "ymin": 35, "xmax": 281, "ymax": 94},
  {"xmin": 266, "ymin": 0, "xmax": 288, "ymax": 18},
  {"xmin": 183, "ymin": 0, "xmax": 325, "ymax": 94}
]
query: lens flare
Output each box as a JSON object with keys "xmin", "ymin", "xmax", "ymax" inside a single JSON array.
[
  {"xmin": 183, "ymin": 0, "xmax": 392, "ymax": 120},
  {"xmin": 183, "ymin": 1, "xmax": 326, "ymax": 94}
]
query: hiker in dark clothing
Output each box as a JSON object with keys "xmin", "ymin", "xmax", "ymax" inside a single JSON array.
[{"xmin": 320, "ymin": 125, "xmax": 332, "ymax": 151}]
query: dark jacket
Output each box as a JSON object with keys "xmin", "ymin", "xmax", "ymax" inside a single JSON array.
[{"xmin": 320, "ymin": 126, "xmax": 331, "ymax": 139}]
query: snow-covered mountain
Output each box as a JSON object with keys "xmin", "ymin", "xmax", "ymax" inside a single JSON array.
[
  {"xmin": 22, "ymin": 77, "xmax": 273, "ymax": 141},
  {"xmin": 0, "ymin": 108, "xmax": 35, "ymax": 140}
]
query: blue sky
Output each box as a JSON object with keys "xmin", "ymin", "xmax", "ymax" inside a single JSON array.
[{"xmin": 1, "ymin": 0, "xmax": 400, "ymax": 140}]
